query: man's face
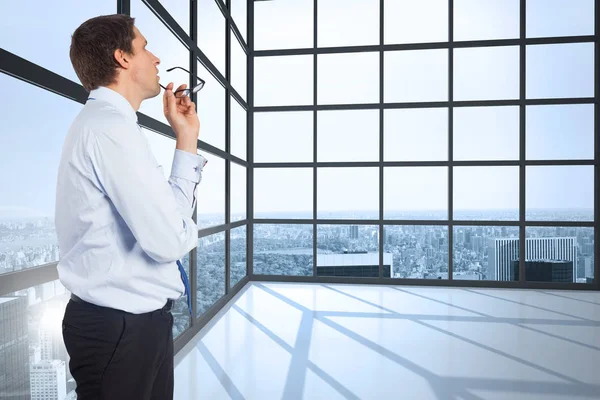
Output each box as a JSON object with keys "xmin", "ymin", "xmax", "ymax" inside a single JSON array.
[{"xmin": 129, "ymin": 26, "xmax": 161, "ymax": 98}]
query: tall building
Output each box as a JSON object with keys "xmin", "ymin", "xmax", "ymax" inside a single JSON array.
[
  {"xmin": 30, "ymin": 360, "xmax": 66, "ymax": 400},
  {"xmin": 512, "ymin": 260, "xmax": 573, "ymax": 282},
  {"xmin": 487, "ymin": 237, "xmax": 577, "ymax": 281},
  {"xmin": 349, "ymin": 225, "xmax": 359, "ymax": 240},
  {"xmin": 316, "ymin": 252, "xmax": 394, "ymax": 278},
  {"xmin": 39, "ymin": 305, "xmax": 68, "ymax": 363},
  {"xmin": 584, "ymin": 257, "xmax": 594, "ymax": 280},
  {"xmin": 472, "ymin": 236, "xmax": 484, "ymax": 253},
  {"xmin": 0, "ymin": 296, "xmax": 31, "ymax": 400}
]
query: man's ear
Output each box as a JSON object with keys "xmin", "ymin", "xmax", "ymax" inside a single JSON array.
[{"xmin": 114, "ymin": 49, "xmax": 130, "ymax": 70}]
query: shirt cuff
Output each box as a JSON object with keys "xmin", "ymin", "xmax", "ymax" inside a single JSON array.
[{"xmin": 171, "ymin": 149, "xmax": 207, "ymax": 183}]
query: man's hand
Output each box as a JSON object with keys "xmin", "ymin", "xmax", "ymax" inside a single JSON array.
[{"xmin": 163, "ymin": 82, "xmax": 200, "ymax": 154}]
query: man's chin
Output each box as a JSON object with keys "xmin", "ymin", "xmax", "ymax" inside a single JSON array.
[{"xmin": 147, "ymin": 85, "xmax": 162, "ymax": 99}]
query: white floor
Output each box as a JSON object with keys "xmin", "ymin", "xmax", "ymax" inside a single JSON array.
[{"xmin": 173, "ymin": 282, "xmax": 600, "ymax": 400}]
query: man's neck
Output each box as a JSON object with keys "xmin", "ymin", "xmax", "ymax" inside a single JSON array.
[{"xmin": 105, "ymin": 83, "xmax": 142, "ymax": 112}]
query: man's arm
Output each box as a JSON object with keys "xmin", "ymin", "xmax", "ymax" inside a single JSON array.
[
  {"xmin": 89, "ymin": 129, "xmax": 199, "ymax": 264},
  {"xmin": 168, "ymin": 149, "xmax": 207, "ymax": 218}
]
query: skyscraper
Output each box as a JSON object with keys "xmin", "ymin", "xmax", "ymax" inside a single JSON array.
[
  {"xmin": 30, "ymin": 360, "xmax": 66, "ymax": 400},
  {"xmin": 487, "ymin": 237, "xmax": 577, "ymax": 281},
  {"xmin": 0, "ymin": 296, "xmax": 31, "ymax": 400},
  {"xmin": 512, "ymin": 260, "xmax": 574, "ymax": 282},
  {"xmin": 349, "ymin": 225, "xmax": 359, "ymax": 240}
]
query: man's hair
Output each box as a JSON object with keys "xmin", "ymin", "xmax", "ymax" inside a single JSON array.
[{"xmin": 70, "ymin": 14, "xmax": 136, "ymax": 92}]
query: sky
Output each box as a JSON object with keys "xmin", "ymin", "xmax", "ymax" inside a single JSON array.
[{"xmin": 0, "ymin": 0, "xmax": 595, "ymax": 220}]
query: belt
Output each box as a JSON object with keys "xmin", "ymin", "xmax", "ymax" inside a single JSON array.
[{"xmin": 70, "ymin": 294, "xmax": 174, "ymax": 314}]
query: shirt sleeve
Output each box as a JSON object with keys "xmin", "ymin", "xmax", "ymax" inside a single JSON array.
[
  {"xmin": 168, "ymin": 149, "xmax": 207, "ymax": 219},
  {"xmin": 88, "ymin": 128, "xmax": 200, "ymax": 264}
]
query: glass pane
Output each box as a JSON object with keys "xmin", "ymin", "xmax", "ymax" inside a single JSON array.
[
  {"xmin": 526, "ymin": 166, "xmax": 594, "ymax": 222},
  {"xmin": 384, "ymin": 108, "xmax": 448, "ymax": 161},
  {"xmin": 318, "ymin": 0, "xmax": 379, "ymax": 48},
  {"xmin": 254, "ymin": 55, "xmax": 313, "ymax": 106},
  {"xmin": 454, "ymin": 167, "xmax": 519, "ymax": 220},
  {"xmin": 454, "ymin": 0, "xmax": 520, "ymax": 41},
  {"xmin": 253, "ymin": 224, "xmax": 313, "ymax": 276},
  {"xmin": 317, "ymin": 110, "xmax": 379, "ymax": 162},
  {"xmin": 385, "ymin": 225, "xmax": 449, "ymax": 279},
  {"xmin": 454, "ymin": 47, "xmax": 520, "ymax": 101},
  {"xmin": 526, "ymin": 227, "xmax": 594, "ymax": 283},
  {"xmin": 527, "ymin": 0, "xmax": 594, "ymax": 38},
  {"xmin": 173, "ymin": 253, "xmax": 191, "ymax": 338},
  {"xmin": 0, "ymin": 74, "xmax": 80, "ymax": 275},
  {"xmin": 384, "ymin": 167, "xmax": 448, "ymax": 220},
  {"xmin": 231, "ymin": 163, "xmax": 247, "ymax": 222},
  {"xmin": 197, "ymin": 61, "xmax": 226, "ymax": 151},
  {"xmin": 254, "ymin": 112, "xmax": 313, "ymax": 163},
  {"xmin": 142, "ymin": 130, "xmax": 176, "ymax": 178},
  {"xmin": 133, "ymin": 0, "xmax": 190, "ymax": 125},
  {"xmin": 453, "ymin": 106, "xmax": 519, "ymax": 161},
  {"xmin": 231, "ymin": 97, "xmax": 247, "ymax": 160},
  {"xmin": 197, "ymin": 232, "xmax": 226, "ymax": 316},
  {"xmin": 384, "ymin": 50, "xmax": 448, "ymax": 103},
  {"xmin": 526, "ymin": 105, "xmax": 594, "ymax": 160},
  {"xmin": 255, "ymin": 0, "xmax": 313, "ymax": 50},
  {"xmin": 4, "ymin": 281, "xmax": 79, "ymax": 398},
  {"xmin": 197, "ymin": 156, "xmax": 225, "ymax": 229},
  {"xmin": 255, "ymin": 169, "xmax": 313, "ymax": 219},
  {"xmin": 527, "ymin": 43, "xmax": 594, "ymax": 99},
  {"xmin": 318, "ymin": 53, "xmax": 379, "ymax": 105},
  {"xmin": 317, "ymin": 225, "xmax": 380, "ymax": 277},
  {"xmin": 317, "ymin": 168, "xmax": 379, "ymax": 220},
  {"xmin": 453, "ymin": 226, "xmax": 519, "ymax": 281},
  {"xmin": 230, "ymin": 225, "xmax": 247, "ymax": 288},
  {"xmin": 0, "ymin": 1, "xmax": 115, "ymax": 83},
  {"xmin": 384, "ymin": 0, "xmax": 448, "ymax": 44},
  {"xmin": 160, "ymin": 0, "xmax": 190, "ymax": 33},
  {"xmin": 231, "ymin": 0, "xmax": 247, "ymax": 41},
  {"xmin": 231, "ymin": 32, "xmax": 247, "ymax": 101},
  {"xmin": 198, "ymin": 0, "xmax": 226, "ymax": 75}
]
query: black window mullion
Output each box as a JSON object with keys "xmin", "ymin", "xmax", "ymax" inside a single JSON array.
[{"xmin": 519, "ymin": 0, "xmax": 527, "ymax": 285}]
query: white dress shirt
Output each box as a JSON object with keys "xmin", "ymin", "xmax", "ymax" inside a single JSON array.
[{"xmin": 55, "ymin": 86, "xmax": 206, "ymax": 314}]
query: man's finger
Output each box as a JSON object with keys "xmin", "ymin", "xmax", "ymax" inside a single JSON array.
[{"xmin": 163, "ymin": 82, "xmax": 176, "ymax": 118}]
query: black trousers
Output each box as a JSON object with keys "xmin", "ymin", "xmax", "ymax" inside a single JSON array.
[{"xmin": 62, "ymin": 296, "xmax": 174, "ymax": 400}]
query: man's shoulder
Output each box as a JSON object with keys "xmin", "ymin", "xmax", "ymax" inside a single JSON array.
[{"xmin": 74, "ymin": 102, "xmax": 139, "ymax": 143}]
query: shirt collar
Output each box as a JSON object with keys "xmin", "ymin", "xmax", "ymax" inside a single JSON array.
[{"xmin": 88, "ymin": 86, "xmax": 138, "ymax": 123}]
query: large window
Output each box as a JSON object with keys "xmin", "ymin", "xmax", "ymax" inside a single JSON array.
[
  {"xmin": 0, "ymin": 74, "xmax": 80, "ymax": 275},
  {"xmin": 0, "ymin": 1, "xmax": 115, "ymax": 84},
  {"xmin": 1, "ymin": 0, "xmax": 250, "ymax": 362},
  {"xmin": 133, "ymin": 0, "xmax": 191, "ymax": 126},
  {"xmin": 253, "ymin": 1, "xmax": 596, "ymax": 285}
]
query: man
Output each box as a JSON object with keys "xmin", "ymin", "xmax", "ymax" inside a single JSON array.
[{"xmin": 55, "ymin": 14, "xmax": 205, "ymax": 399}]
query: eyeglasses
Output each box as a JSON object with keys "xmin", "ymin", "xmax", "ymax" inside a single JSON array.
[{"xmin": 159, "ymin": 66, "xmax": 205, "ymax": 98}]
